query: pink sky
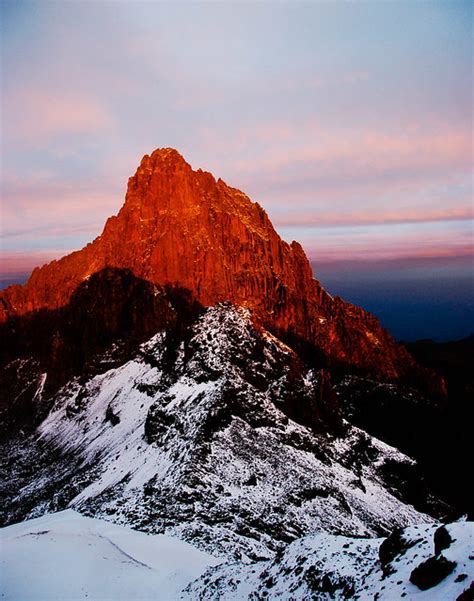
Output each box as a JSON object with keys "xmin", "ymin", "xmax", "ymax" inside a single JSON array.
[{"xmin": 1, "ymin": 1, "xmax": 472, "ymax": 278}]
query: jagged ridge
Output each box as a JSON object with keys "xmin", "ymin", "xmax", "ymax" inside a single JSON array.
[{"xmin": 0, "ymin": 148, "xmax": 440, "ymax": 386}]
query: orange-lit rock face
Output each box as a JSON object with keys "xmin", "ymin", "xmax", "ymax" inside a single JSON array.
[{"xmin": 0, "ymin": 148, "xmax": 435, "ymax": 384}]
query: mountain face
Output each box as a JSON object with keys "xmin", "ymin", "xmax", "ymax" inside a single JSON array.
[{"xmin": 0, "ymin": 148, "xmax": 443, "ymax": 389}]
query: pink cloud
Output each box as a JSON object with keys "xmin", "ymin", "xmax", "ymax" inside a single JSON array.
[
  {"xmin": 0, "ymin": 250, "xmax": 70, "ymax": 275},
  {"xmin": 231, "ymin": 127, "xmax": 471, "ymax": 177},
  {"xmin": 298, "ymin": 227, "xmax": 474, "ymax": 262},
  {"xmin": 192, "ymin": 121, "xmax": 472, "ymax": 232},
  {"xmin": 1, "ymin": 172, "xmax": 122, "ymax": 241},
  {"xmin": 310, "ymin": 253, "xmax": 474, "ymax": 274},
  {"xmin": 273, "ymin": 206, "xmax": 474, "ymax": 227},
  {"xmin": 3, "ymin": 88, "xmax": 114, "ymax": 143},
  {"xmin": 305, "ymin": 244, "xmax": 474, "ymax": 263}
]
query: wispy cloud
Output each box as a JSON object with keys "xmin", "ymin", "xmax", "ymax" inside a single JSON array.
[
  {"xmin": 3, "ymin": 88, "xmax": 114, "ymax": 144},
  {"xmin": 0, "ymin": 173, "xmax": 121, "ymax": 250},
  {"xmin": 0, "ymin": 250, "xmax": 72, "ymax": 275},
  {"xmin": 296, "ymin": 222, "xmax": 474, "ymax": 262},
  {"xmin": 273, "ymin": 207, "xmax": 474, "ymax": 228},
  {"xmin": 227, "ymin": 125, "xmax": 471, "ymax": 179}
]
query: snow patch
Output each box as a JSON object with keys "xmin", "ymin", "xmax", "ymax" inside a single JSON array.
[{"xmin": 1, "ymin": 510, "xmax": 220, "ymax": 601}]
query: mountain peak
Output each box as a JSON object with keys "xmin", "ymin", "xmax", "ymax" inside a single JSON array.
[
  {"xmin": 141, "ymin": 147, "xmax": 190, "ymax": 169},
  {"xmin": 128, "ymin": 147, "xmax": 193, "ymax": 202},
  {"xmin": 0, "ymin": 148, "xmax": 444, "ymax": 390},
  {"xmin": 151, "ymin": 146, "xmax": 184, "ymax": 158}
]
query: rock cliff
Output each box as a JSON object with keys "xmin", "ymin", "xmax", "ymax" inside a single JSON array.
[{"xmin": 0, "ymin": 148, "xmax": 440, "ymax": 386}]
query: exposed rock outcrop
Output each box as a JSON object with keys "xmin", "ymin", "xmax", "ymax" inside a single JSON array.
[{"xmin": 0, "ymin": 148, "xmax": 443, "ymax": 389}]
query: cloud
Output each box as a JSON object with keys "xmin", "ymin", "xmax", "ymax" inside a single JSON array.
[
  {"xmin": 3, "ymin": 87, "xmax": 114, "ymax": 144},
  {"xmin": 191, "ymin": 120, "xmax": 472, "ymax": 229},
  {"xmin": 0, "ymin": 173, "xmax": 121, "ymax": 251},
  {"xmin": 305, "ymin": 243, "xmax": 474, "ymax": 263},
  {"xmin": 0, "ymin": 250, "xmax": 71, "ymax": 276},
  {"xmin": 0, "ymin": 0, "xmax": 471, "ymax": 290},
  {"xmin": 229, "ymin": 125, "xmax": 471, "ymax": 180},
  {"xmin": 295, "ymin": 223, "xmax": 474, "ymax": 262},
  {"xmin": 310, "ymin": 253, "xmax": 474, "ymax": 275},
  {"xmin": 273, "ymin": 206, "xmax": 474, "ymax": 228}
]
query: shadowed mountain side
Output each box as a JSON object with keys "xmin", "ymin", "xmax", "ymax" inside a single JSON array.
[
  {"xmin": 1, "ymin": 268, "xmax": 180, "ymax": 377},
  {"xmin": 0, "ymin": 268, "xmax": 347, "ymax": 441},
  {"xmin": 0, "ymin": 268, "xmax": 461, "ymax": 516},
  {"xmin": 402, "ymin": 336, "xmax": 474, "ymax": 517},
  {"xmin": 405, "ymin": 335, "xmax": 474, "ymax": 405},
  {"xmin": 0, "ymin": 149, "xmax": 445, "ymax": 394},
  {"xmin": 0, "ymin": 269, "xmax": 189, "ymax": 437},
  {"xmin": 328, "ymin": 335, "xmax": 474, "ymax": 516}
]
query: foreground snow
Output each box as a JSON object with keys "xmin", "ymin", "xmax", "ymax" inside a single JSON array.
[
  {"xmin": 0, "ymin": 509, "xmax": 220, "ymax": 601},
  {"xmin": 1, "ymin": 511, "xmax": 472, "ymax": 600},
  {"xmin": 187, "ymin": 521, "xmax": 474, "ymax": 600}
]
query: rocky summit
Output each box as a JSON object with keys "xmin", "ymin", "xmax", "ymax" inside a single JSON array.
[{"xmin": 0, "ymin": 148, "xmax": 443, "ymax": 387}]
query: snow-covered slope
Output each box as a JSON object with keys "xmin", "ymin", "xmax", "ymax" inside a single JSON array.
[
  {"xmin": 186, "ymin": 520, "xmax": 474, "ymax": 600},
  {"xmin": 0, "ymin": 509, "xmax": 219, "ymax": 601},
  {"xmin": 2, "ymin": 511, "xmax": 472, "ymax": 601},
  {"xmin": 1, "ymin": 305, "xmax": 439, "ymax": 563}
]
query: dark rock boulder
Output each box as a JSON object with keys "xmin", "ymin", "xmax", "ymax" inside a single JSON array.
[
  {"xmin": 410, "ymin": 555, "xmax": 457, "ymax": 590},
  {"xmin": 456, "ymin": 580, "xmax": 474, "ymax": 601},
  {"xmin": 379, "ymin": 527, "xmax": 420, "ymax": 575},
  {"xmin": 434, "ymin": 525, "xmax": 454, "ymax": 555}
]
